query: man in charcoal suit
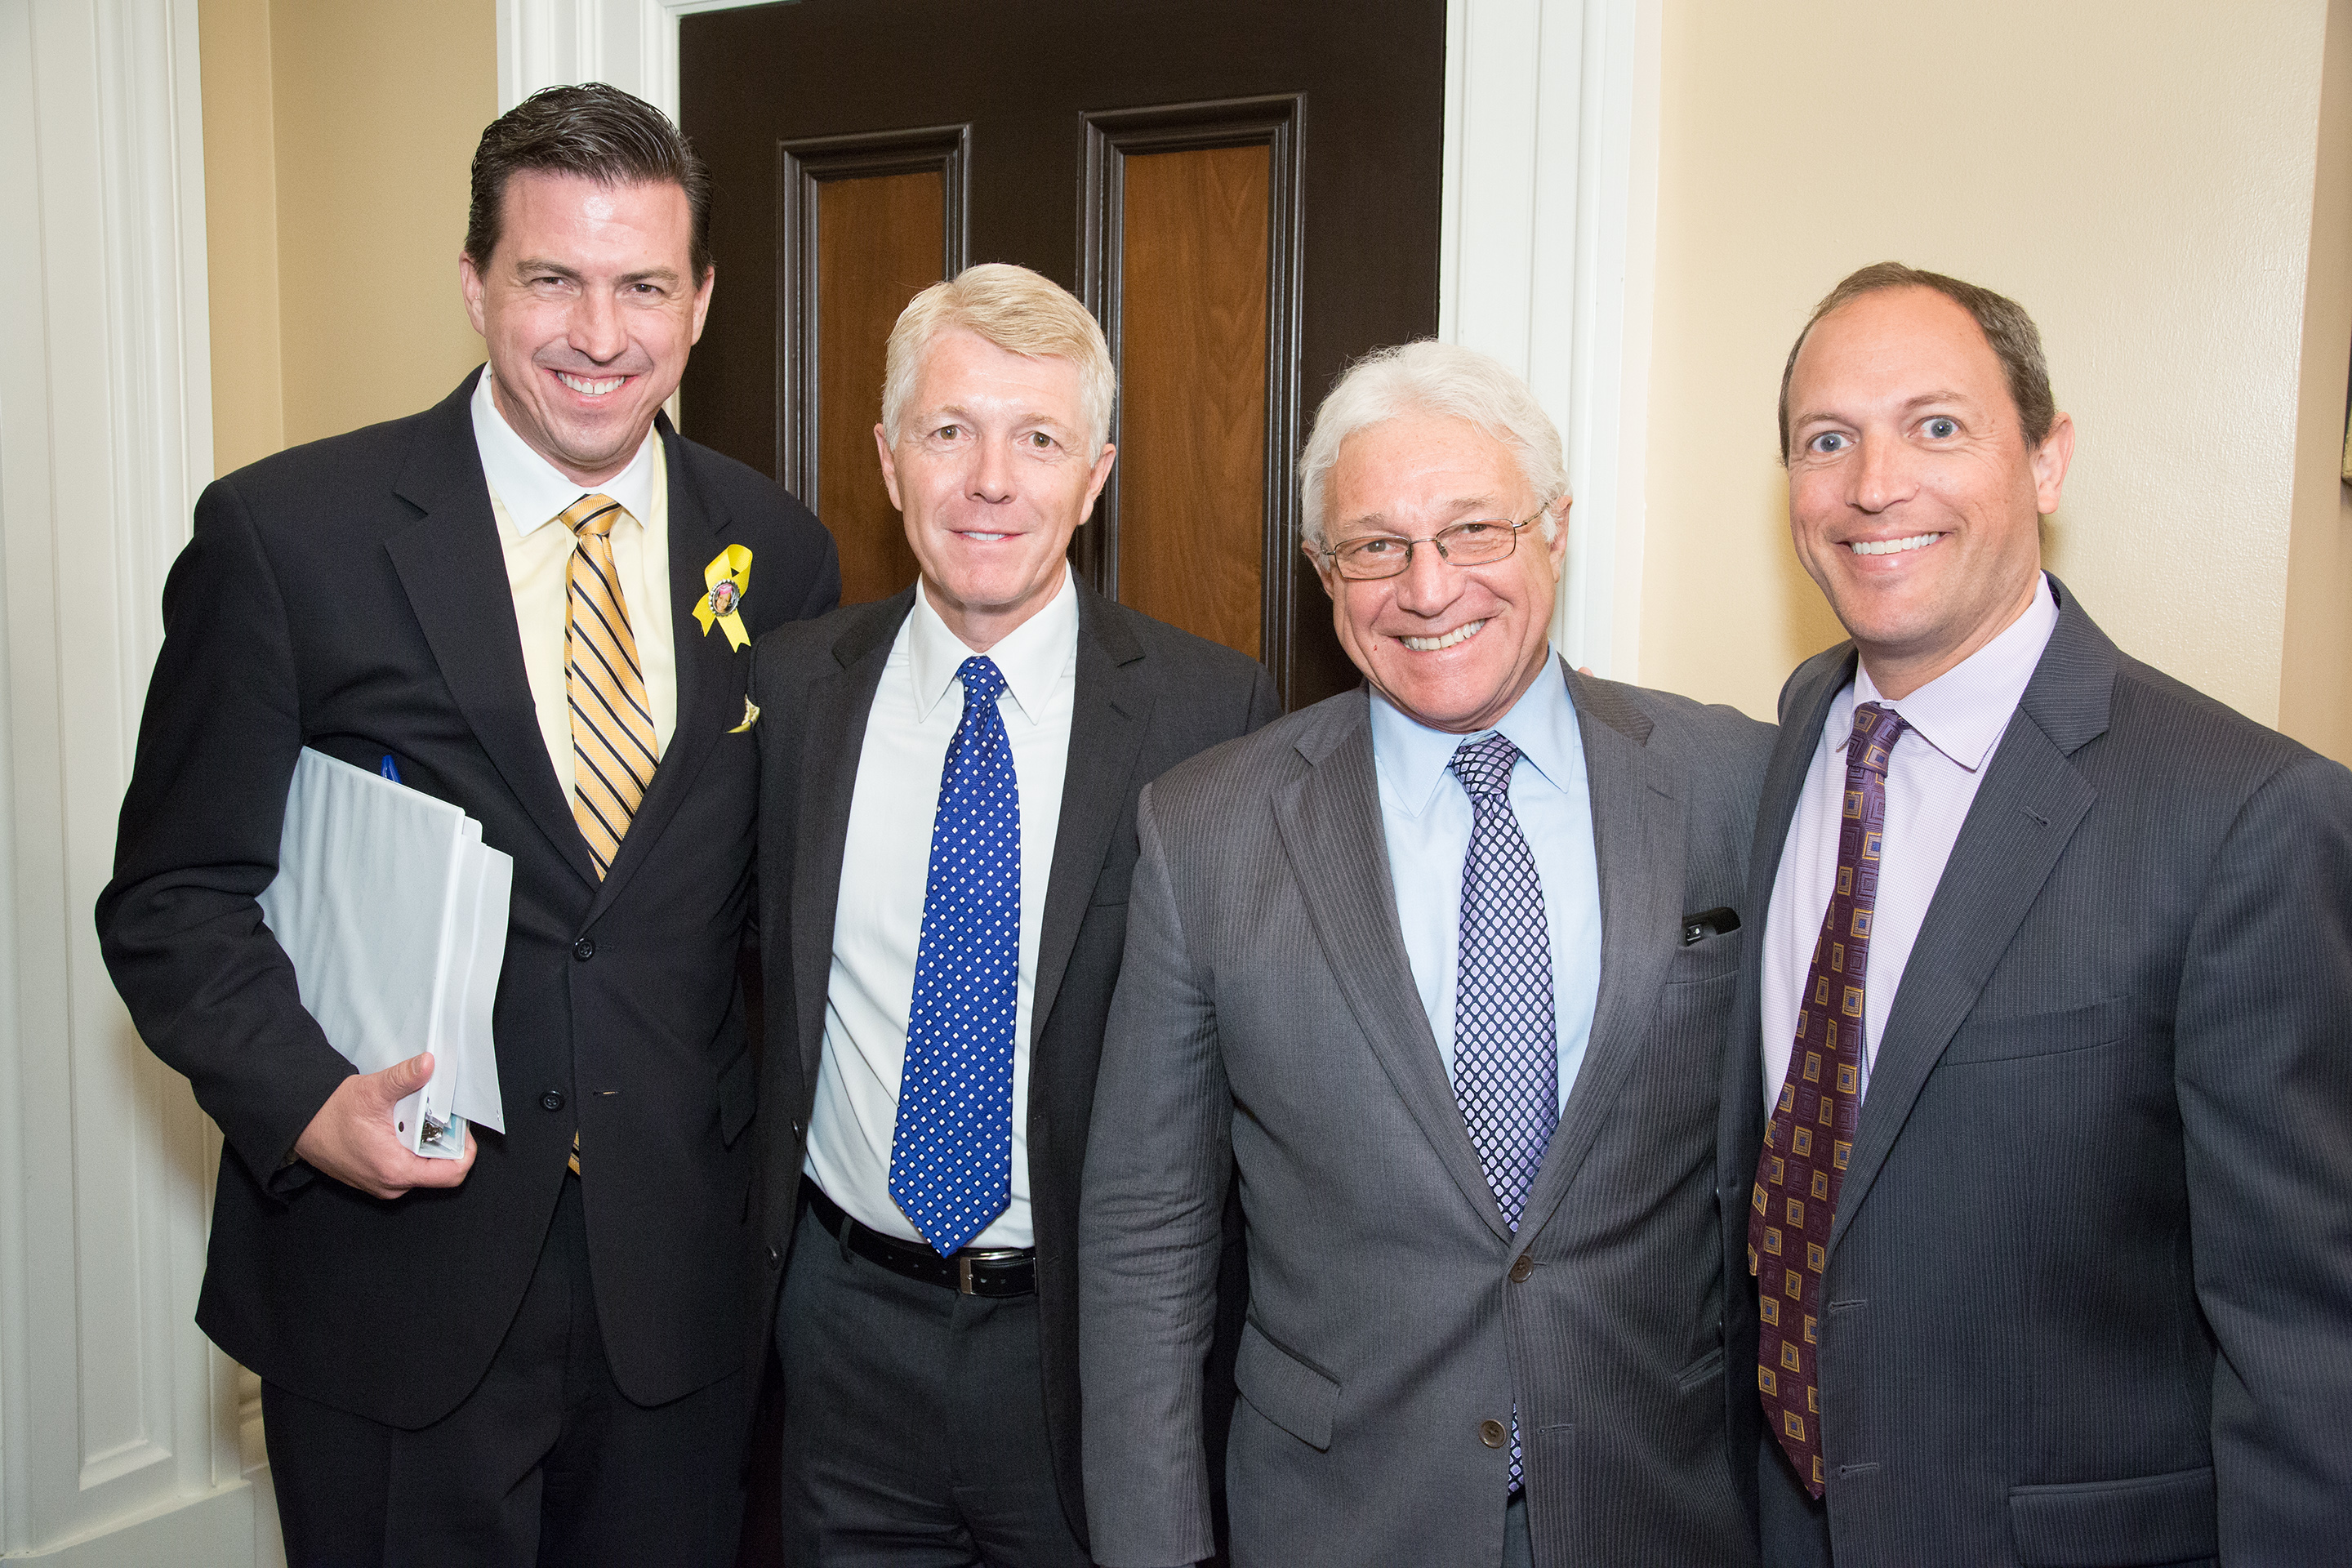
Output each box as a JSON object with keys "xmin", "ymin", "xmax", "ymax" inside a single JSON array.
[
  {"xmin": 746, "ymin": 262, "xmax": 1280, "ymax": 1566},
  {"xmin": 1080, "ymin": 341, "xmax": 1775, "ymax": 1567},
  {"xmin": 96, "ymin": 85, "xmax": 838, "ymax": 1565},
  {"xmin": 1729, "ymin": 262, "xmax": 2352, "ymax": 1566}
]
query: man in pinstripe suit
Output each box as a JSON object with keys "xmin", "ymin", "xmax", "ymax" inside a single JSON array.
[
  {"xmin": 1080, "ymin": 342, "xmax": 1772, "ymax": 1567},
  {"xmin": 1731, "ymin": 263, "xmax": 2352, "ymax": 1567}
]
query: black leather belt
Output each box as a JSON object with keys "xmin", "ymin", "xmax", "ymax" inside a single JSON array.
[{"xmin": 805, "ymin": 1184, "xmax": 1036, "ymax": 1298}]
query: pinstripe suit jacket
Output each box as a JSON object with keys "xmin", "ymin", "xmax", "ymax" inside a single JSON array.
[
  {"xmin": 1080, "ymin": 662, "xmax": 1773, "ymax": 1568},
  {"xmin": 1726, "ymin": 581, "xmax": 2352, "ymax": 1568}
]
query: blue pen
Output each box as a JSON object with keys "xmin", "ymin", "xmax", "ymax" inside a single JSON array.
[{"xmin": 380, "ymin": 754, "xmax": 403, "ymax": 784}]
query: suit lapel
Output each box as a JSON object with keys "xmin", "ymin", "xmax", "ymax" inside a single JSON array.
[
  {"xmin": 1274, "ymin": 698, "xmax": 1511, "ymax": 1243},
  {"xmin": 1030, "ymin": 589, "xmax": 1148, "ymax": 1054},
  {"xmin": 1828, "ymin": 587, "xmax": 2114, "ymax": 1253},
  {"xmin": 789, "ymin": 593, "xmax": 908, "ymax": 1094},
  {"xmin": 384, "ymin": 372, "xmax": 599, "ymax": 888},
  {"xmin": 1517, "ymin": 663, "xmax": 1681, "ymax": 1241},
  {"xmin": 587, "ymin": 420, "xmax": 742, "ymax": 918}
]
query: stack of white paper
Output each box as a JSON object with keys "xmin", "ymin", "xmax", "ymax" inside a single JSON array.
[{"xmin": 258, "ymin": 748, "xmax": 512, "ymax": 1160}]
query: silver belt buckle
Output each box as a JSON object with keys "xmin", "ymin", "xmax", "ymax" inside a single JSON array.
[{"xmin": 956, "ymin": 1249, "xmax": 1024, "ymax": 1294}]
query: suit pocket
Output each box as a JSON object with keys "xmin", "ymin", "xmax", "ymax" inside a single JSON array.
[
  {"xmin": 1234, "ymin": 1320, "xmax": 1338, "ymax": 1451},
  {"xmin": 1940, "ymin": 996, "xmax": 2131, "ymax": 1066},
  {"xmin": 1676, "ymin": 1343, "xmax": 1726, "ymax": 1395},
  {"xmin": 716, "ymin": 1047, "xmax": 756, "ymax": 1147},
  {"xmin": 2008, "ymin": 1466, "xmax": 2215, "ymax": 1566}
]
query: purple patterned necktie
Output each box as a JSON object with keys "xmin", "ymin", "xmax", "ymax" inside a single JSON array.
[
  {"xmin": 1751, "ymin": 701, "xmax": 1906, "ymax": 1498},
  {"xmin": 1450, "ymin": 732, "xmax": 1557, "ymax": 1493}
]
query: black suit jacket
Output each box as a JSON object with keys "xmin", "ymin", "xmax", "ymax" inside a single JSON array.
[
  {"xmin": 96, "ymin": 370, "xmax": 840, "ymax": 1428},
  {"xmin": 1723, "ymin": 580, "xmax": 2352, "ymax": 1566},
  {"xmin": 746, "ymin": 583, "xmax": 1280, "ymax": 1548}
]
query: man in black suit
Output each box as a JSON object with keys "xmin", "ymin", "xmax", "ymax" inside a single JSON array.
[
  {"xmin": 747, "ymin": 263, "xmax": 1278, "ymax": 1565},
  {"xmin": 1726, "ymin": 262, "xmax": 2352, "ymax": 1566},
  {"xmin": 96, "ymin": 84, "xmax": 838, "ymax": 1566}
]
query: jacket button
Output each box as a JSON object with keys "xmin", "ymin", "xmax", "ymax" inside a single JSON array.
[
  {"xmin": 766, "ymin": 1245, "xmax": 782, "ymax": 1269},
  {"xmin": 572, "ymin": 936, "xmax": 595, "ymax": 961},
  {"xmin": 790, "ymin": 1119, "xmax": 804, "ymax": 1139},
  {"xmin": 1509, "ymin": 1254, "xmax": 1534, "ymax": 1284},
  {"xmin": 1479, "ymin": 1419, "xmax": 1508, "ymax": 1448},
  {"xmin": 541, "ymin": 1089, "xmax": 565, "ymax": 1113}
]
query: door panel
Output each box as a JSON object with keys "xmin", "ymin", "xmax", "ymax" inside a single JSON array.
[
  {"xmin": 815, "ymin": 170, "xmax": 941, "ymax": 604},
  {"xmin": 1115, "ymin": 142, "xmax": 1269, "ymax": 657},
  {"xmin": 681, "ymin": 0, "xmax": 1445, "ymax": 706}
]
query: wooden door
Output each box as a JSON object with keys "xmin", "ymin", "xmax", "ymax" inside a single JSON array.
[{"xmin": 679, "ymin": 0, "xmax": 1446, "ymax": 709}]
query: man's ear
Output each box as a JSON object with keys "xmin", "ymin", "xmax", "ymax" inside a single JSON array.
[
  {"xmin": 460, "ymin": 252, "xmax": 488, "ymax": 338},
  {"xmin": 874, "ymin": 424, "xmax": 903, "ymax": 512},
  {"xmin": 688, "ymin": 263, "xmax": 715, "ymax": 345},
  {"xmin": 1302, "ymin": 538, "xmax": 1339, "ymax": 601},
  {"xmin": 1077, "ymin": 442, "xmax": 1116, "ymax": 523},
  {"xmin": 2032, "ymin": 413, "xmax": 2075, "ymax": 516}
]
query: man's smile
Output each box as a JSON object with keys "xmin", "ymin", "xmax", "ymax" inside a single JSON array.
[{"xmin": 1400, "ymin": 618, "xmax": 1488, "ymax": 653}]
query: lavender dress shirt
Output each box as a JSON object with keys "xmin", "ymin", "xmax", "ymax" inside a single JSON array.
[{"xmin": 1761, "ymin": 572, "xmax": 2061, "ymax": 1113}]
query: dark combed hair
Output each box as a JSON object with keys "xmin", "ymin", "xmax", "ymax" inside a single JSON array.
[
  {"xmin": 463, "ymin": 82, "xmax": 712, "ymax": 281},
  {"xmin": 1776, "ymin": 261, "xmax": 2056, "ymax": 461}
]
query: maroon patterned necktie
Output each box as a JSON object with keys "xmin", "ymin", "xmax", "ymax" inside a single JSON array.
[{"xmin": 1751, "ymin": 701, "xmax": 1906, "ymax": 1498}]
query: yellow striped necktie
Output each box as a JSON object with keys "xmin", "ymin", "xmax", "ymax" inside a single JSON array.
[{"xmin": 561, "ymin": 493, "xmax": 660, "ymax": 880}]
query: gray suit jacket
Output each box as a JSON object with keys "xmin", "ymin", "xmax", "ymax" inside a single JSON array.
[
  {"xmin": 1081, "ymin": 662, "xmax": 1774, "ymax": 1568},
  {"xmin": 1726, "ymin": 581, "xmax": 2352, "ymax": 1567},
  {"xmin": 746, "ymin": 582, "xmax": 1279, "ymax": 1551}
]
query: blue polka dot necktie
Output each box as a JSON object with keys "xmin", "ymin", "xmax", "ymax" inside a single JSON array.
[
  {"xmin": 889, "ymin": 656, "xmax": 1021, "ymax": 1257},
  {"xmin": 1449, "ymin": 732, "xmax": 1557, "ymax": 1492}
]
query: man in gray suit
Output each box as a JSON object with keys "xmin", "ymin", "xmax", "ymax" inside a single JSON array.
[
  {"xmin": 1729, "ymin": 263, "xmax": 2352, "ymax": 1566},
  {"xmin": 1080, "ymin": 341, "xmax": 1773, "ymax": 1567}
]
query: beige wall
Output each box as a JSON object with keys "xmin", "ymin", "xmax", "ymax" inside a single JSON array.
[
  {"xmin": 200, "ymin": 0, "xmax": 495, "ymax": 477},
  {"xmin": 2283, "ymin": 0, "xmax": 2352, "ymax": 764},
  {"xmin": 1642, "ymin": 0, "xmax": 2350, "ymax": 764}
]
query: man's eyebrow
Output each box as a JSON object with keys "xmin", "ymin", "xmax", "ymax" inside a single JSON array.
[
  {"xmin": 1332, "ymin": 497, "xmax": 1501, "ymax": 535},
  {"xmin": 506, "ymin": 258, "xmax": 682, "ymax": 287},
  {"xmin": 1793, "ymin": 389, "xmax": 1976, "ymax": 427}
]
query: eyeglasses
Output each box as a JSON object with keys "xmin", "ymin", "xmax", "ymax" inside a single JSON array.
[{"xmin": 1316, "ymin": 514, "xmax": 1541, "ymax": 581}]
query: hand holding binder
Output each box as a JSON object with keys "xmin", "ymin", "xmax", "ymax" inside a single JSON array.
[
  {"xmin": 292, "ymin": 1049, "xmax": 479, "ymax": 1198},
  {"xmin": 258, "ymin": 747, "xmax": 514, "ymax": 1190}
]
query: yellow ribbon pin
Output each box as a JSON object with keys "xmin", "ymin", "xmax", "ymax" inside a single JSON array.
[{"xmin": 694, "ymin": 545, "xmax": 753, "ymax": 649}]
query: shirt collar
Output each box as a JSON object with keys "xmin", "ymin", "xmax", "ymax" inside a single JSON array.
[
  {"xmin": 1843, "ymin": 571, "xmax": 2060, "ymax": 773},
  {"xmin": 906, "ymin": 564, "xmax": 1080, "ymax": 727},
  {"xmin": 470, "ymin": 365, "xmax": 658, "ymax": 538},
  {"xmin": 1370, "ymin": 648, "xmax": 1584, "ymax": 817}
]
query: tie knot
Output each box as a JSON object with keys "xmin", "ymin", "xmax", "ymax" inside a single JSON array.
[
  {"xmin": 957, "ymin": 656, "xmax": 1006, "ymax": 706},
  {"xmin": 1846, "ymin": 701, "xmax": 1907, "ymax": 775},
  {"xmin": 559, "ymin": 493, "xmax": 627, "ymax": 539},
  {"xmin": 1449, "ymin": 732, "xmax": 1522, "ymax": 802}
]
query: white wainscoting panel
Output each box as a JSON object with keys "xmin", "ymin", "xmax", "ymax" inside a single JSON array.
[{"xmin": 0, "ymin": 1, "xmax": 260, "ymax": 1561}]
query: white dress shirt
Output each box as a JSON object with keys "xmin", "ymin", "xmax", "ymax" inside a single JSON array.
[
  {"xmin": 1370, "ymin": 653, "xmax": 1604, "ymax": 1113},
  {"xmin": 804, "ymin": 568, "xmax": 1080, "ymax": 1249},
  {"xmin": 1762, "ymin": 573, "xmax": 2060, "ymax": 1114},
  {"xmin": 470, "ymin": 366, "xmax": 676, "ymax": 794}
]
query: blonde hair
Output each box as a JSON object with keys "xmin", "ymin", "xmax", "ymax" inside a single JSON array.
[{"xmin": 879, "ymin": 263, "xmax": 1116, "ymax": 454}]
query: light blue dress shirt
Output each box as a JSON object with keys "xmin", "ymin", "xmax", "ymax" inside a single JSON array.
[{"xmin": 1370, "ymin": 651, "xmax": 1603, "ymax": 1113}]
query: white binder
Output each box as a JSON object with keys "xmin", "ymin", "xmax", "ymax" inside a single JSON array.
[{"xmin": 257, "ymin": 748, "xmax": 511, "ymax": 1158}]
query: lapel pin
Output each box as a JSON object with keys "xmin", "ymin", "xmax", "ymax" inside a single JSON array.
[{"xmin": 695, "ymin": 545, "xmax": 753, "ymax": 649}]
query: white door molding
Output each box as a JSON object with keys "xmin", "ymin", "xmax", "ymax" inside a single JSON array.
[
  {"xmin": 500, "ymin": 0, "xmax": 1658, "ymax": 677},
  {"xmin": 0, "ymin": 1, "xmax": 260, "ymax": 1561}
]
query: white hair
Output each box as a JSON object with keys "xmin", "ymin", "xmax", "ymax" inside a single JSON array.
[{"xmin": 1296, "ymin": 340, "xmax": 1568, "ymax": 550}]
